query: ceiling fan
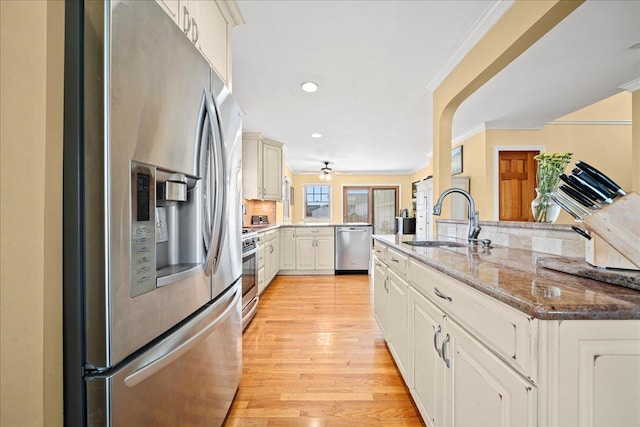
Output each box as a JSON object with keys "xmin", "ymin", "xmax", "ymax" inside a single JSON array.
[{"xmin": 301, "ymin": 161, "xmax": 350, "ymax": 180}]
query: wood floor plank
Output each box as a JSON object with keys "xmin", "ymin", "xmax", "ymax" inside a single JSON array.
[{"xmin": 223, "ymin": 275, "xmax": 424, "ymax": 426}]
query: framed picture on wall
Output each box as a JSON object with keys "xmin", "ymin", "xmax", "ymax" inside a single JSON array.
[
  {"xmin": 451, "ymin": 146, "xmax": 463, "ymax": 175},
  {"xmin": 411, "ymin": 180, "xmax": 419, "ymax": 199}
]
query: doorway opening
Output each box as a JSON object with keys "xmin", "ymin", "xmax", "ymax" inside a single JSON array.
[{"xmin": 343, "ymin": 186, "xmax": 399, "ymax": 234}]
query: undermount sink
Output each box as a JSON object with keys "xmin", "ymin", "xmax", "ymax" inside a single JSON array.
[{"xmin": 403, "ymin": 240, "xmax": 467, "ymax": 248}]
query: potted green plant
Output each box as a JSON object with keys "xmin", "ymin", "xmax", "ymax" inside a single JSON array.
[{"xmin": 531, "ymin": 152, "xmax": 573, "ymax": 222}]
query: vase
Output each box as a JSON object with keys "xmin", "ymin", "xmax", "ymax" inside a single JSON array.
[{"xmin": 531, "ymin": 188, "xmax": 561, "ymax": 223}]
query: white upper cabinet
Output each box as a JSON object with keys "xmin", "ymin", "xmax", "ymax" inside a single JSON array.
[
  {"xmin": 156, "ymin": 0, "xmax": 243, "ymax": 86},
  {"xmin": 242, "ymin": 133, "xmax": 284, "ymax": 201}
]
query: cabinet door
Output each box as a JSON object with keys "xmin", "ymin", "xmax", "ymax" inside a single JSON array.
[
  {"xmin": 295, "ymin": 237, "xmax": 315, "ymax": 270},
  {"xmin": 280, "ymin": 229, "xmax": 296, "ymax": 269},
  {"xmin": 555, "ymin": 320, "xmax": 640, "ymax": 427},
  {"xmin": 387, "ymin": 270, "xmax": 409, "ymax": 378},
  {"xmin": 262, "ymin": 142, "xmax": 282, "ymax": 200},
  {"xmin": 409, "ymin": 288, "xmax": 445, "ymax": 427},
  {"xmin": 241, "ymin": 134, "xmax": 262, "ymax": 200},
  {"xmin": 192, "ymin": 0, "xmax": 229, "ymax": 83},
  {"xmin": 315, "ymin": 236, "xmax": 334, "ymax": 270},
  {"xmin": 270, "ymin": 236, "xmax": 280, "ymax": 279},
  {"xmin": 257, "ymin": 266, "xmax": 265, "ymax": 295},
  {"xmin": 263, "ymin": 242, "xmax": 272, "ymax": 284},
  {"xmin": 442, "ymin": 317, "xmax": 536, "ymax": 427},
  {"xmin": 372, "ymin": 260, "xmax": 388, "ymax": 336}
]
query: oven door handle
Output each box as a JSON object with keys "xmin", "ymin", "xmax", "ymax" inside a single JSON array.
[{"xmin": 242, "ymin": 246, "xmax": 258, "ymax": 258}]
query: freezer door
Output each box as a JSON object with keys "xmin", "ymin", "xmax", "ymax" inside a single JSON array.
[{"xmin": 87, "ymin": 283, "xmax": 242, "ymax": 426}]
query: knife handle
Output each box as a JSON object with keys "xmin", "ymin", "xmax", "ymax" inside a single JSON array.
[
  {"xmin": 560, "ymin": 174, "xmax": 601, "ymax": 204},
  {"xmin": 575, "ymin": 160, "xmax": 626, "ymax": 196},
  {"xmin": 559, "ymin": 184, "xmax": 597, "ymax": 210},
  {"xmin": 572, "ymin": 169, "xmax": 617, "ymax": 199}
]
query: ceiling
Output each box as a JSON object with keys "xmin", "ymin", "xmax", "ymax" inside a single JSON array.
[{"xmin": 231, "ymin": 0, "xmax": 640, "ymax": 176}]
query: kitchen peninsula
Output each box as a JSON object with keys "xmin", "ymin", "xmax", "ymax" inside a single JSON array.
[{"xmin": 372, "ymin": 233, "xmax": 640, "ymax": 426}]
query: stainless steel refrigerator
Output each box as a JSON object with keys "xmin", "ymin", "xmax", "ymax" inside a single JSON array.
[{"xmin": 63, "ymin": 1, "xmax": 242, "ymax": 425}]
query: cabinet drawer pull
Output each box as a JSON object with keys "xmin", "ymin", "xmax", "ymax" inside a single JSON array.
[
  {"xmin": 433, "ymin": 287, "xmax": 452, "ymax": 302},
  {"xmin": 390, "ymin": 257, "xmax": 400, "ymax": 263},
  {"xmin": 433, "ymin": 325, "xmax": 442, "ymax": 357},
  {"xmin": 442, "ymin": 334, "xmax": 451, "ymax": 368}
]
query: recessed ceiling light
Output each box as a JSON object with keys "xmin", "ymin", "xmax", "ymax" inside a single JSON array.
[
  {"xmin": 301, "ymin": 81, "xmax": 319, "ymax": 93},
  {"xmin": 311, "ymin": 133, "xmax": 322, "ymax": 138}
]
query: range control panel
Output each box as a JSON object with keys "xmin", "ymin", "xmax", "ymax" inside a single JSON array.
[{"xmin": 130, "ymin": 162, "xmax": 156, "ymax": 297}]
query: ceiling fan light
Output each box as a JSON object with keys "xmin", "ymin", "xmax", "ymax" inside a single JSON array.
[
  {"xmin": 325, "ymin": 174, "xmax": 332, "ymax": 181},
  {"xmin": 319, "ymin": 173, "xmax": 325, "ymax": 181},
  {"xmin": 301, "ymin": 81, "xmax": 319, "ymax": 93}
]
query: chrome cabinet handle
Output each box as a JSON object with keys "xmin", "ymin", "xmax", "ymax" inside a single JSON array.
[
  {"xmin": 182, "ymin": 6, "xmax": 191, "ymax": 34},
  {"xmin": 191, "ymin": 18, "xmax": 199, "ymax": 43},
  {"xmin": 390, "ymin": 257, "xmax": 399, "ymax": 263},
  {"xmin": 433, "ymin": 287, "xmax": 452, "ymax": 302},
  {"xmin": 433, "ymin": 325, "xmax": 442, "ymax": 357},
  {"xmin": 442, "ymin": 334, "xmax": 451, "ymax": 368},
  {"xmin": 383, "ymin": 277, "xmax": 389, "ymax": 292}
]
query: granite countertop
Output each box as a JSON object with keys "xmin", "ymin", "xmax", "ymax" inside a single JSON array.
[{"xmin": 373, "ymin": 234, "xmax": 640, "ymax": 320}]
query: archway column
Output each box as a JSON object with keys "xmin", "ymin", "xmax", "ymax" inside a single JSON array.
[{"xmin": 432, "ymin": 0, "xmax": 584, "ymax": 221}]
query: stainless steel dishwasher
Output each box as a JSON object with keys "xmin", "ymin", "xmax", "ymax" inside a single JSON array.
[{"xmin": 335, "ymin": 225, "xmax": 373, "ymax": 274}]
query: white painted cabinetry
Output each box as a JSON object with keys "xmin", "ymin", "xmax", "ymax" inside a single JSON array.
[
  {"xmin": 294, "ymin": 228, "xmax": 334, "ymax": 272},
  {"xmin": 279, "ymin": 227, "xmax": 296, "ymax": 270},
  {"xmin": 155, "ymin": 0, "xmax": 239, "ymax": 85},
  {"xmin": 242, "ymin": 133, "xmax": 283, "ymax": 201},
  {"xmin": 372, "ymin": 241, "xmax": 410, "ymax": 381},
  {"xmin": 256, "ymin": 236, "xmax": 265, "ymax": 295},
  {"xmin": 373, "ymin": 258, "xmax": 389, "ymax": 337},
  {"xmin": 375, "ymin": 238, "xmax": 640, "ymax": 427},
  {"xmin": 263, "ymin": 229, "xmax": 279, "ymax": 285}
]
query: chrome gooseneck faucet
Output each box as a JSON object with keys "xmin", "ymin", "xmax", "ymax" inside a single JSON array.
[{"xmin": 433, "ymin": 188, "xmax": 490, "ymax": 247}]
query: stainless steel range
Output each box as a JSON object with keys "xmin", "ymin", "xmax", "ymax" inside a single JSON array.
[{"xmin": 241, "ymin": 230, "xmax": 259, "ymax": 330}]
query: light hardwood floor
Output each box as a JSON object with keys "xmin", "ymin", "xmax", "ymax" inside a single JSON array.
[{"xmin": 223, "ymin": 275, "xmax": 424, "ymax": 427}]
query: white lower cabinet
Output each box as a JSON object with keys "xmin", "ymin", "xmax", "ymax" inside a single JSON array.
[
  {"xmin": 408, "ymin": 287, "xmax": 444, "ymax": 427},
  {"xmin": 279, "ymin": 227, "xmax": 296, "ymax": 270},
  {"xmin": 295, "ymin": 234, "xmax": 334, "ymax": 270},
  {"xmin": 442, "ymin": 316, "xmax": 536, "ymax": 427},
  {"xmin": 378, "ymin": 242, "xmax": 640, "ymax": 427},
  {"xmin": 373, "ymin": 259, "xmax": 389, "ymax": 337},
  {"xmin": 386, "ymin": 269, "xmax": 409, "ymax": 378}
]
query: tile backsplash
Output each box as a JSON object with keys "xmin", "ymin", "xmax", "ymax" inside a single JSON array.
[
  {"xmin": 243, "ymin": 199, "xmax": 276, "ymax": 226},
  {"xmin": 436, "ymin": 219, "xmax": 585, "ymax": 257}
]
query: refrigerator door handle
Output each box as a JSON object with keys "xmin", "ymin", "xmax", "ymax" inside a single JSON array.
[
  {"xmin": 200, "ymin": 90, "xmax": 224, "ymax": 276},
  {"xmin": 123, "ymin": 286, "xmax": 240, "ymax": 388},
  {"xmin": 209, "ymin": 96, "xmax": 227, "ymax": 275}
]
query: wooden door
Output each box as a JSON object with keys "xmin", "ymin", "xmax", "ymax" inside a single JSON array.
[{"xmin": 498, "ymin": 151, "xmax": 538, "ymax": 221}]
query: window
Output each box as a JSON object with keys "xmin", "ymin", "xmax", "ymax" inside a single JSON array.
[
  {"xmin": 304, "ymin": 185, "xmax": 331, "ymax": 220},
  {"xmin": 343, "ymin": 186, "xmax": 398, "ymax": 234}
]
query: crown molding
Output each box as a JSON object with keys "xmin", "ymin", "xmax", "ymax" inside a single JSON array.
[
  {"xmin": 216, "ymin": 0, "xmax": 245, "ymax": 27},
  {"xmin": 426, "ymin": 1, "xmax": 514, "ymax": 92},
  {"xmin": 620, "ymin": 77, "xmax": 640, "ymax": 93},
  {"xmin": 548, "ymin": 120, "xmax": 632, "ymax": 126},
  {"xmin": 485, "ymin": 121, "xmax": 545, "ymax": 130}
]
